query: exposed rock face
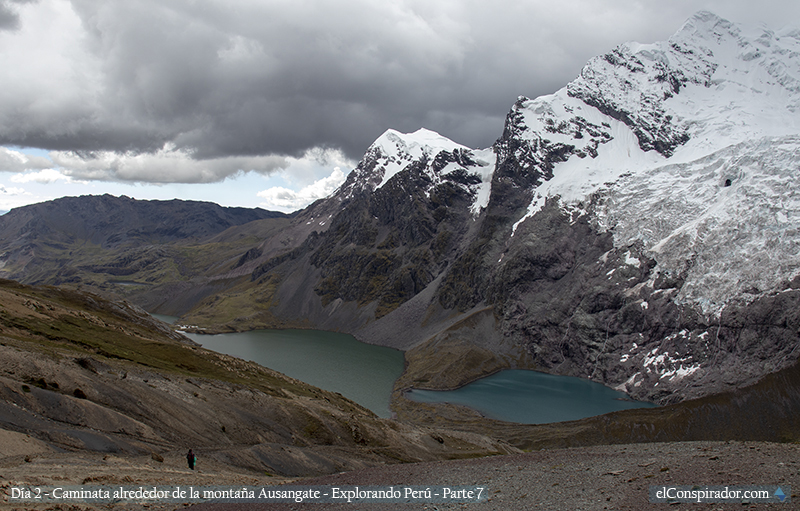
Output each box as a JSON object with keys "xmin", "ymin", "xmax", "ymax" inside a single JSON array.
[{"xmin": 310, "ymin": 163, "xmax": 477, "ymax": 317}]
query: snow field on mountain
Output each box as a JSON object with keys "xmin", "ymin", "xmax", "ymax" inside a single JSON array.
[
  {"xmin": 510, "ymin": 90, "xmax": 665, "ymax": 234},
  {"xmin": 504, "ymin": 12, "xmax": 800, "ymax": 314},
  {"xmin": 467, "ymin": 148, "xmax": 496, "ymax": 215},
  {"xmin": 596, "ymin": 136, "xmax": 800, "ymax": 314}
]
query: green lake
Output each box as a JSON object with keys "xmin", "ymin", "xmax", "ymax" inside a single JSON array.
[
  {"xmin": 181, "ymin": 328, "xmax": 404, "ymax": 418},
  {"xmin": 405, "ymin": 369, "xmax": 656, "ymax": 424},
  {"xmin": 152, "ymin": 315, "xmax": 655, "ymax": 423}
]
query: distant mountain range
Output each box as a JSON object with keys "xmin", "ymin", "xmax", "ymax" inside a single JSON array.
[
  {"xmin": 0, "ymin": 193, "xmax": 286, "ymax": 248},
  {"xmin": 1, "ymin": 11, "xmax": 799, "ymax": 409},
  {"xmin": 0, "ymin": 194, "xmax": 290, "ymax": 297}
]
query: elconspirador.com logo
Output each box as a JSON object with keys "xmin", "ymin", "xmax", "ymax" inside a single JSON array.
[{"xmin": 649, "ymin": 485, "xmax": 791, "ymax": 504}]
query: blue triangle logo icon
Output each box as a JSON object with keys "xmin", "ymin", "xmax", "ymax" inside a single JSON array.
[{"xmin": 774, "ymin": 487, "xmax": 786, "ymax": 502}]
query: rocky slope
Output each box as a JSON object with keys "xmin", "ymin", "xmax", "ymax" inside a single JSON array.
[{"xmin": 0, "ymin": 279, "xmax": 516, "ymax": 481}]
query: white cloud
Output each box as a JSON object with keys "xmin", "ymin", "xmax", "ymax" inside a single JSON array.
[
  {"xmin": 0, "ymin": 183, "xmax": 39, "ymax": 212},
  {"xmin": 0, "ymin": 142, "xmax": 354, "ymax": 213},
  {"xmin": 0, "ymin": 146, "xmax": 52, "ymax": 172},
  {"xmin": 0, "ymin": 183, "xmax": 27, "ymax": 195},
  {"xmin": 258, "ymin": 167, "xmax": 347, "ymax": 212},
  {"xmin": 280, "ymin": 147, "xmax": 353, "ymax": 187},
  {"xmin": 10, "ymin": 168, "xmax": 73, "ymax": 184}
]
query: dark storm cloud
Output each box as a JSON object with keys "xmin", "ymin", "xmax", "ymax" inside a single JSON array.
[
  {"xmin": 0, "ymin": 0, "xmax": 37, "ymax": 30},
  {"xmin": 68, "ymin": 0, "xmax": 497, "ymax": 160},
  {"xmin": 0, "ymin": 6, "xmax": 18, "ymax": 30},
  {"xmin": 0, "ymin": 0, "xmax": 798, "ymax": 183}
]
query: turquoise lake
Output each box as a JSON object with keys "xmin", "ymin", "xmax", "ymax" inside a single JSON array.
[
  {"xmin": 405, "ymin": 369, "xmax": 656, "ymax": 424},
  {"xmin": 180, "ymin": 328, "xmax": 405, "ymax": 419},
  {"xmin": 152, "ymin": 315, "xmax": 655, "ymax": 423}
]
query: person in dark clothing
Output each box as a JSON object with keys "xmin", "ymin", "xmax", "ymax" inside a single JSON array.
[{"xmin": 187, "ymin": 449, "xmax": 196, "ymax": 470}]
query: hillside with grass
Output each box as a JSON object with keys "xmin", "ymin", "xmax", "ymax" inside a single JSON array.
[{"xmin": 0, "ymin": 279, "xmax": 515, "ymax": 479}]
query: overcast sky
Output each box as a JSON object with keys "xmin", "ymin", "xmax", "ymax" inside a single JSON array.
[{"xmin": 0, "ymin": 0, "xmax": 797, "ymax": 212}]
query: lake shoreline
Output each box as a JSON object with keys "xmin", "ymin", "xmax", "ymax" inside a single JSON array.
[
  {"xmin": 154, "ymin": 314, "xmax": 655, "ymax": 426},
  {"xmin": 403, "ymin": 369, "xmax": 655, "ymax": 425}
]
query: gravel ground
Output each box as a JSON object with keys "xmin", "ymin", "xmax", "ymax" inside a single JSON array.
[
  {"xmin": 3, "ymin": 441, "xmax": 797, "ymax": 510},
  {"xmin": 188, "ymin": 441, "xmax": 799, "ymax": 511}
]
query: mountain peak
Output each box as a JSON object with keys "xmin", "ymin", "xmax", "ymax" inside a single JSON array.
[
  {"xmin": 680, "ymin": 10, "xmax": 730, "ymax": 31},
  {"xmin": 330, "ymin": 126, "xmax": 494, "ymax": 217},
  {"xmin": 347, "ymin": 127, "xmax": 476, "ymax": 191},
  {"xmin": 370, "ymin": 128, "xmax": 468, "ymax": 160}
]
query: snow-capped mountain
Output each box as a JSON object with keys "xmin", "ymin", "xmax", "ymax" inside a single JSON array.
[
  {"xmin": 334, "ymin": 128, "xmax": 496, "ymax": 215},
  {"xmin": 328, "ymin": 11, "xmax": 800, "ymax": 321},
  {"xmin": 297, "ymin": 11, "xmax": 800, "ymax": 403},
  {"xmin": 567, "ymin": 10, "xmax": 800, "ymax": 158},
  {"xmin": 506, "ymin": 11, "xmax": 800, "ymax": 315}
]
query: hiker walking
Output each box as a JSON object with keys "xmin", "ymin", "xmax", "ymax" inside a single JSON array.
[{"xmin": 187, "ymin": 449, "xmax": 196, "ymax": 470}]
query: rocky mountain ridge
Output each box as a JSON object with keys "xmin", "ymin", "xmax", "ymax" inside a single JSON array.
[
  {"xmin": 0, "ymin": 194, "xmax": 293, "ymax": 315},
  {"xmin": 0, "ymin": 194, "xmax": 286, "ymax": 250},
  {"xmin": 252, "ymin": 11, "xmax": 800, "ymax": 405}
]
